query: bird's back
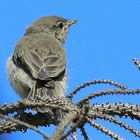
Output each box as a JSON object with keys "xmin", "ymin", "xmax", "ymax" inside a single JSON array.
[{"xmin": 13, "ymin": 32, "xmax": 66, "ymax": 81}]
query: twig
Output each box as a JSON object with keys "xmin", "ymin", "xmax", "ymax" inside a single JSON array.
[
  {"xmin": 78, "ymin": 89, "xmax": 140, "ymax": 104},
  {"xmin": 0, "ymin": 114, "xmax": 49, "ymax": 140},
  {"xmin": 0, "ymin": 112, "xmax": 56, "ymax": 134},
  {"xmin": 61, "ymin": 104, "xmax": 89, "ymax": 140},
  {"xmin": 87, "ymin": 117, "xmax": 123, "ymax": 140},
  {"xmin": 49, "ymin": 111, "xmax": 78, "ymax": 140},
  {"xmin": 79, "ymin": 126, "xmax": 90, "ymax": 140},
  {"xmin": 132, "ymin": 58, "xmax": 140, "ymax": 70},
  {"xmin": 97, "ymin": 114, "xmax": 140, "ymax": 138},
  {"xmin": 66, "ymin": 79, "xmax": 127, "ymax": 100}
]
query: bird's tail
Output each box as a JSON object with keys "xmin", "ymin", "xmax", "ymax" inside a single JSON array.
[{"xmin": 27, "ymin": 83, "xmax": 64, "ymax": 120}]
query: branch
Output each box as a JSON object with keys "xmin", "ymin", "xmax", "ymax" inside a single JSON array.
[
  {"xmin": 66, "ymin": 79, "xmax": 127, "ymax": 100},
  {"xmin": 0, "ymin": 114, "xmax": 49, "ymax": 139},
  {"xmin": 97, "ymin": 114, "xmax": 140, "ymax": 138},
  {"xmin": 78, "ymin": 89, "xmax": 140, "ymax": 104},
  {"xmin": 87, "ymin": 117, "xmax": 123, "ymax": 140},
  {"xmin": 0, "ymin": 112, "xmax": 55, "ymax": 134}
]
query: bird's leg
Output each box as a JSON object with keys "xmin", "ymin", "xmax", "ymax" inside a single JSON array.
[{"xmin": 27, "ymin": 81, "xmax": 37, "ymax": 100}]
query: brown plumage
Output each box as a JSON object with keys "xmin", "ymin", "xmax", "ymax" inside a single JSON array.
[{"xmin": 7, "ymin": 16, "xmax": 77, "ymax": 116}]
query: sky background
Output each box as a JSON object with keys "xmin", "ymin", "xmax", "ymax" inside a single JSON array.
[{"xmin": 1, "ymin": 0, "xmax": 140, "ymax": 140}]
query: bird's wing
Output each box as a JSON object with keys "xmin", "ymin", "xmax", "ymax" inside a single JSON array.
[{"xmin": 13, "ymin": 35, "xmax": 66, "ymax": 81}]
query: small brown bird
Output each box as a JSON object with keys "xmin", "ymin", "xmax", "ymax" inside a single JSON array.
[{"xmin": 7, "ymin": 16, "xmax": 77, "ymax": 114}]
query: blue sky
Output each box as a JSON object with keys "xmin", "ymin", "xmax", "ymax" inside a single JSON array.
[{"xmin": 1, "ymin": 0, "xmax": 140, "ymax": 140}]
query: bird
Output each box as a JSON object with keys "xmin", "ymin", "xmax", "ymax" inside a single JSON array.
[{"xmin": 7, "ymin": 16, "xmax": 77, "ymax": 115}]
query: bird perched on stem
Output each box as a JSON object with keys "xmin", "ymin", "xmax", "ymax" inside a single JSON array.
[{"xmin": 7, "ymin": 16, "xmax": 77, "ymax": 115}]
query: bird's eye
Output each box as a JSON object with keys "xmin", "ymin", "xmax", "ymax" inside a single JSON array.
[{"xmin": 57, "ymin": 23, "xmax": 63, "ymax": 29}]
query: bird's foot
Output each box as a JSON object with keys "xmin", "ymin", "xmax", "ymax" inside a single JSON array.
[{"xmin": 45, "ymin": 80, "xmax": 55, "ymax": 88}]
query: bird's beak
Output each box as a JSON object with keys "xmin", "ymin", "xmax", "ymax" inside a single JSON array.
[{"xmin": 67, "ymin": 20, "xmax": 78, "ymax": 27}]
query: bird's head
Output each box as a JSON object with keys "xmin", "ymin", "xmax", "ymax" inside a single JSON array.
[{"xmin": 25, "ymin": 16, "xmax": 77, "ymax": 43}]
